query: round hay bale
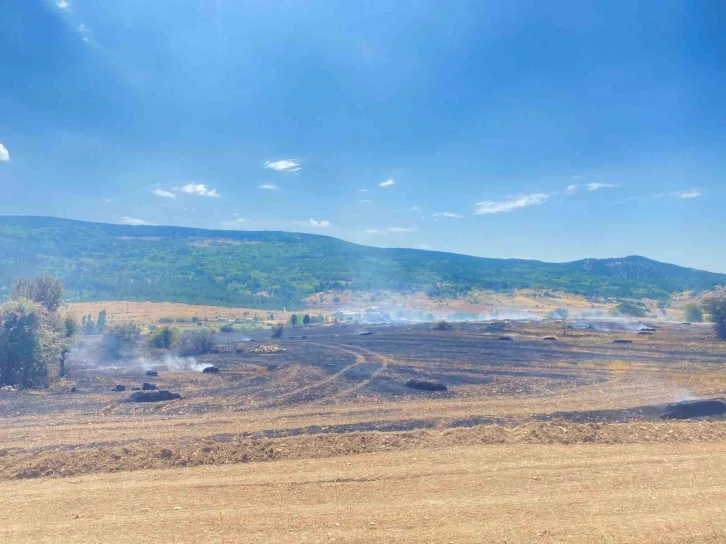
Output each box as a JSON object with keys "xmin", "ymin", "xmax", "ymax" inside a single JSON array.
[
  {"xmin": 613, "ymin": 339, "xmax": 633, "ymax": 344},
  {"xmin": 142, "ymin": 382, "xmax": 158, "ymax": 390},
  {"xmin": 146, "ymin": 370, "xmax": 158, "ymax": 377},
  {"xmin": 542, "ymin": 336, "xmax": 557, "ymax": 341},
  {"xmin": 498, "ymin": 336, "xmax": 513, "ymax": 341},
  {"xmin": 202, "ymin": 365, "xmax": 220, "ymax": 373},
  {"xmin": 111, "ymin": 385, "xmax": 126, "ymax": 392},
  {"xmin": 405, "ymin": 379, "xmax": 448, "ymax": 392},
  {"xmin": 661, "ymin": 400, "xmax": 726, "ymax": 420},
  {"xmin": 128, "ymin": 390, "xmax": 182, "ymax": 403}
]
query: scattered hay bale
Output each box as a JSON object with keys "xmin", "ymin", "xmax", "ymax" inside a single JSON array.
[
  {"xmin": 141, "ymin": 382, "xmax": 157, "ymax": 390},
  {"xmin": 248, "ymin": 344, "xmax": 286, "ymax": 354},
  {"xmin": 660, "ymin": 399, "xmax": 726, "ymax": 420},
  {"xmin": 542, "ymin": 336, "xmax": 557, "ymax": 341},
  {"xmin": 637, "ymin": 331, "xmax": 652, "ymax": 336},
  {"xmin": 613, "ymin": 339, "xmax": 633, "ymax": 344},
  {"xmin": 358, "ymin": 331, "xmax": 373, "ymax": 336},
  {"xmin": 498, "ymin": 336, "xmax": 513, "ymax": 341},
  {"xmin": 681, "ymin": 322, "xmax": 692, "ymax": 326},
  {"xmin": 202, "ymin": 365, "xmax": 220, "ymax": 373},
  {"xmin": 405, "ymin": 379, "xmax": 448, "ymax": 392},
  {"xmin": 640, "ymin": 327, "xmax": 656, "ymax": 332},
  {"xmin": 132, "ymin": 387, "xmax": 141, "ymax": 391},
  {"xmin": 145, "ymin": 370, "xmax": 158, "ymax": 377},
  {"xmin": 111, "ymin": 385, "xmax": 126, "ymax": 392},
  {"xmin": 128, "ymin": 390, "xmax": 182, "ymax": 403}
]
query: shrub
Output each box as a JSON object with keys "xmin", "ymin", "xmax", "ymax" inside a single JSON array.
[
  {"xmin": 683, "ymin": 303, "xmax": 704, "ymax": 323},
  {"xmin": 271, "ymin": 323, "xmax": 284, "ymax": 339},
  {"xmin": 702, "ymin": 296, "xmax": 726, "ymax": 340},
  {"xmin": 610, "ymin": 301, "xmax": 647, "ymax": 317},
  {"xmin": 432, "ymin": 320, "xmax": 453, "ymax": 331},
  {"xmin": 219, "ymin": 324, "xmax": 235, "ymax": 333},
  {"xmin": 176, "ymin": 330, "xmax": 216, "ymax": 356},
  {"xmin": 100, "ymin": 322, "xmax": 141, "ymax": 359},
  {"xmin": 149, "ymin": 325, "xmax": 177, "ymax": 349},
  {"xmin": 158, "ymin": 317, "xmax": 174, "ymax": 324}
]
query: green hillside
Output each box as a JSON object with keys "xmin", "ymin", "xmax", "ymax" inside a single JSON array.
[{"xmin": 0, "ymin": 216, "xmax": 723, "ymax": 309}]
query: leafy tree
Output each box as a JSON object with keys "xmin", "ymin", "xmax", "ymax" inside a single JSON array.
[
  {"xmin": 683, "ymin": 303, "xmax": 703, "ymax": 323},
  {"xmin": 290, "ymin": 314, "xmax": 298, "ymax": 328},
  {"xmin": 149, "ymin": 325, "xmax": 176, "ymax": 349},
  {"xmin": 271, "ymin": 323, "xmax": 284, "ymax": 339},
  {"xmin": 176, "ymin": 330, "xmax": 215, "ymax": 356},
  {"xmin": 611, "ymin": 301, "xmax": 647, "ymax": 318},
  {"xmin": 58, "ymin": 312, "xmax": 79, "ymax": 377},
  {"xmin": 96, "ymin": 309, "xmax": 107, "ymax": 332},
  {"xmin": 12, "ymin": 276, "xmax": 64, "ymax": 312},
  {"xmin": 702, "ymin": 295, "xmax": 726, "ymax": 339},
  {"xmin": 551, "ymin": 308, "xmax": 570, "ymax": 336},
  {"xmin": 82, "ymin": 315, "xmax": 96, "ymax": 335},
  {"xmin": 100, "ymin": 322, "xmax": 141, "ymax": 359},
  {"xmin": 302, "ymin": 314, "xmax": 311, "ymax": 326},
  {"xmin": 0, "ymin": 300, "xmax": 47, "ymax": 388}
]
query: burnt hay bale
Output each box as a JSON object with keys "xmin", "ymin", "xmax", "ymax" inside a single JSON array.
[
  {"xmin": 146, "ymin": 370, "xmax": 158, "ymax": 377},
  {"xmin": 542, "ymin": 336, "xmax": 557, "ymax": 341},
  {"xmin": 202, "ymin": 365, "xmax": 220, "ymax": 373},
  {"xmin": 111, "ymin": 385, "xmax": 126, "ymax": 392},
  {"xmin": 637, "ymin": 331, "xmax": 653, "ymax": 336},
  {"xmin": 142, "ymin": 382, "xmax": 158, "ymax": 390},
  {"xmin": 660, "ymin": 400, "xmax": 726, "ymax": 420},
  {"xmin": 405, "ymin": 379, "xmax": 448, "ymax": 392},
  {"xmin": 498, "ymin": 336, "xmax": 513, "ymax": 341},
  {"xmin": 613, "ymin": 339, "xmax": 633, "ymax": 344},
  {"xmin": 128, "ymin": 390, "xmax": 182, "ymax": 403}
]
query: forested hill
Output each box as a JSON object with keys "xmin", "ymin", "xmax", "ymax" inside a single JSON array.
[{"xmin": 0, "ymin": 216, "xmax": 724, "ymax": 309}]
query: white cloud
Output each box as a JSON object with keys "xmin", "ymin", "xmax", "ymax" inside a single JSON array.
[
  {"xmin": 409, "ymin": 206, "xmax": 422, "ymax": 212},
  {"xmin": 292, "ymin": 219, "xmax": 331, "ymax": 228},
  {"xmin": 120, "ymin": 216, "xmax": 152, "ymax": 226},
  {"xmin": 0, "ymin": 143, "xmax": 9, "ymax": 162},
  {"xmin": 223, "ymin": 218, "xmax": 247, "ymax": 228},
  {"xmin": 433, "ymin": 212, "xmax": 464, "ymax": 219},
  {"xmin": 379, "ymin": 179, "xmax": 395, "ymax": 188},
  {"xmin": 258, "ymin": 183, "xmax": 278, "ymax": 191},
  {"xmin": 587, "ymin": 183, "xmax": 618, "ymax": 192},
  {"xmin": 474, "ymin": 193, "xmax": 549, "ymax": 215},
  {"xmin": 673, "ymin": 190, "xmax": 701, "ymax": 199},
  {"xmin": 565, "ymin": 184, "xmax": 577, "ymax": 194},
  {"xmin": 153, "ymin": 189, "xmax": 175, "ymax": 199},
  {"xmin": 56, "ymin": 0, "xmax": 69, "ymax": 8},
  {"xmin": 359, "ymin": 199, "xmax": 371, "ymax": 203},
  {"xmin": 361, "ymin": 226, "xmax": 416, "ymax": 234},
  {"xmin": 358, "ymin": 189, "xmax": 369, "ymax": 193},
  {"xmin": 103, "ymin": 198, "xmax": 112, "ymax": 203},
  {"xmin": 264, "ymin": 159, "xmax": 301, "ymax": 173},
  {"xmin": 77, "ymin": 23, "xmax": 89, "ymax": 33},
  {"xmin": 179, "ymin": 183, "xmax": 220, "ymax": 198},
  {"xmin": 416, "ymin": 243, "xmax": 433, "ymax": 250}
]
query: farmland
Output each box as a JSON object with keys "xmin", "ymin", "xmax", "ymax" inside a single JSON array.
[{"xmin": 1, "ymin": 319, "xmax": 725, "ymax": 542}]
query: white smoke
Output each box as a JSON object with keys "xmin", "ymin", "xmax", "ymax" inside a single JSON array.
[{"xmin": 138, "ymin": 354, "xmax": 211, "ymax": 372}]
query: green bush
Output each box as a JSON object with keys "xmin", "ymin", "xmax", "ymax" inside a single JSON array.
[
  {"xmin": 219, "ymin": 324, "xmax": 236, "ymax": 333},
  {"xmin": 176, "ymin": 330, "xmax": 215, "ymax": 356},
  {"xmin": 611, "ymin": 301, "xmax": 647, "ymax": 317},
  {"xmin": 432, "ymin": 320, "xmax": 453, "ymax": 331},
  {"xmin": 683, "ymin": 303, "xmax": 703, "ymax": 323},
  {"xmin": 702, "ymin": 296, "xmax": 726, "ymax": 339},
  {"xmin": 158, "ymin": 317, "xmax": 174, "ymax": 324},
  {"xmin": 271, "ymin": 323, "xmax": 284, "ymax": 339},
  {"xmin": 149, "ymin": 326, "xmax": 177, "ymax": 349},
  {"xmin": 100, "ymin": 322, "xmax": 141, "ymax": 359}
]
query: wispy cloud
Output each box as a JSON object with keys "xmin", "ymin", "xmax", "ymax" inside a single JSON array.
[
  {"xmin": 292, "ymin": 219, "xmax": 331, "ymax": 228},
  {"xmin": 358, "ymin": 189, "xmax": 369, "ymax": 193},
  {"xmin": 103, "ymin": 198, "xmax": 112, "ymax": 203},
  {"xmin": 433, "ymin": 212, "xmax": 464, "ymax": 219},
  {"xmin": 416, "ymin": 243, "xmax": 433, "ymax": 250},
  {"xmin": 364, "ymin": 226, "xmax": 417, "ymax": 234},
  {"xmin": 565, "ymin": 184, "xmax": 577, "ymax": 194},
  {"xmin": 179, "ymin": 183, "xmax": 220, "ymax": 197},
  {"xmin": 223, "ymin": 218, "xmax": 247, "ymax": 228},
  {"xmin": 672, "ymin": 190, "xmax": 702, "ymax": 199},
  {"xmin": 587, "ymin": 182, "xmax": 618, "ymax": 192},
  {"xmin": 0, "ymin": 143, "xmax": 9, "ymax": 162},
  {"xmin": 153, "ymin": 189, "xmax": 175, "ymax": 199},
  {"xmin": 264, "ymin": 159, "xmax": 301, "ymax": 173},
  {"xmin": 409, "ymin": 206, "xmax": 422, "ymax": 213},
  {"xmin": 77, "ymin": 23, "xmax": 89, "ymax": 33},
  {"xmin": 379, "ymin": 179, "xmax": 395, "ymax": 188},
  {"xmin": 359, "ymin": 199, "xmax": 372, "ymax": 204},
  {"xmin": 653, "ymin": 189, "xmax": 702, "ymax": 200},
  {"xmin": 258, "ymin": 183, "xmax": 278, "ymax": 191},
  {"xmin": 56, "ymin": 0, "xmax": 69, "ymax": 8},
  {"xmin": 474, "ymin": 193, "xmax": 549, "ymax": 215},
  {"xmin": 120, "ymin": 216, "xmax": 153, "ymax": 226}
]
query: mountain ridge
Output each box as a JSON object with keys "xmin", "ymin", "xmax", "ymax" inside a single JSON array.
[{"xmin": 0, "ymin": 216, "xmax": 723, "ymax": 309}]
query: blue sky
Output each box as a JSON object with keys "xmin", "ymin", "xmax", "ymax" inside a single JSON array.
[{"xmin": 1, "ymin": 0, "xmax": 725, "ymax": 271}]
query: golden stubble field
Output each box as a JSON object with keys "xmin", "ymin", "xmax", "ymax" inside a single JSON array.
[{"xmin": 0, "ymin": 318, "xmax": 724, "ymax": 543}]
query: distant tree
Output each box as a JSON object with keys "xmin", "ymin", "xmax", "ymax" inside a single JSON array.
[
  {"xmin": 82, "ymin": 315, "xmax": 96, "ymax": 335},
  {"xmin": 12, "ymin": 275, "xmax": 64, "ymax": 312},
  {"xmin": 271, "ymin": 323, "xmax": 284, "ymax": 339},
  {"xmin": 219, "ymin": 324, "xmax": 235, "ymax": 333},
  {"xmin": 96, "ymin": 309, "xmax": 107, "ymax": 332},
  {"xmin": 290, "ymin": 314, "xmax": 298, "ymax": 328},
  {"xmin": 702, "ymin": 296, "xmax": 726, "ymax": 340},
  {"xmin": 683, "ymin": 303, "xmax": 703, "ymax": 323},
  {"xmin": 0, "ymin": 300, "xmax": 47, "ymax": 388},
  {"xmin": 100, "ymin": 322, "xmax": 141, "ymax": 359},
  {"xmin": 149, "ymin": 325, "xmax": 176, "ymax": 349},
  {"xmin": 58, "ymin": 313, "xmax": 79, "ymax": 377},
  {"xmin": 302, "ymin": 314, "xmax": 311, "ymax": 326},
  {"xmin": 176, "ymin": 330, "xmax": 215, "ymax": 356},
  {"xmin": 555, "ymin": 309, "xmax": 570, "ymax": 336},
  {"xmin": 611, "ymin": 301, "xmax": 647, "ymax": 318}
]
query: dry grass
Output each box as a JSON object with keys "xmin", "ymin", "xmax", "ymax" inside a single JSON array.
[{"xmin": 3, "ymin": 442, "xmax": 726, "ymax": 543}]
